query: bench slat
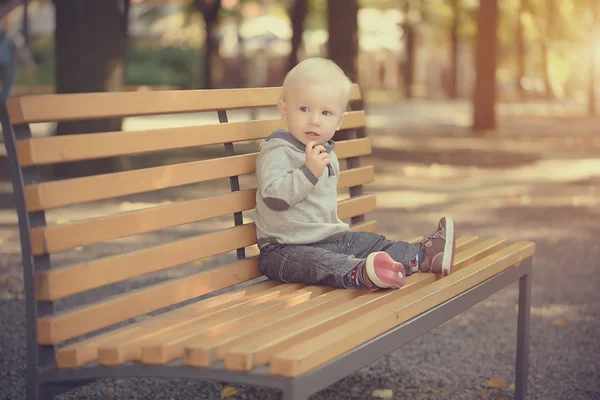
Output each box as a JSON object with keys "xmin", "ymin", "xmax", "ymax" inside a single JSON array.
[
  {"xmin": 16, "ymin": 111, "xmax": 367, "ymax": 167},
  {"xmin": 36, "ymin": 223, "xmax": 257, "ymax": 302},
  {"xmin": 7, "ymin": 85, "xmax": 361, "ymax": 124},
  {"xmin": 183, "ymin": 289, "xmax": 368, "ymax": 367},
  {"xmin": 36, "ymin": 193, "xmax": 376, "ymax": 301},
  {"xmin": 54, "ymin": 279, "xmax": 280, "ymax": 368},
  {"xmin": 32, "ymin": 166, "xmax": 372, "ymax": 256},
  {"xmin": 337, "ymin": 194, "xmax": 376, "ymax": 220},
  {"xmin": 37, "ymin": 251, "xmax": 262, "ymax": 345},
  {"xmin": 24, "ymin": 153, "xmax": 257, "ymax": 212},
  {"xmin": 334, "ymin": 138, "xmax": 371, "ymax": 159},
  {"xmin": 23, "ymin": 138, "xmax": 371, "ymax": 212},
  {"xmin": 337, "ymin": 165, "xmax": 374, "ymax": 190},
  {"xmin": 102, "ymin": 283, "xmax": 318, "ymax": 365},
  {"xmin": 31, "ymin": 189, "xmax": 257, "ymax": 255},
  {"xmin": 50, "ymin": 236, "xmax": 486, "ymax": 367},
  {"xmin": 348, "ymin": 220, "xmax": 377, "ymax": 233},
  {"xmin": 137, "ymin": 285, "xmax": 331, "ymax": 365},
  {"xmin": 223, "ymin": 236, "xmax": 502, "ymax": 371},
  {"xmin": 269, "ymin": 241, "xmax": 535, "ymax": 377}
]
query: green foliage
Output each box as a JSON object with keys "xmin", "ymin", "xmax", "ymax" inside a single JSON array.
[{"xmin": 18, "ymin": 39, "xmax": 202, "ymax": 89}]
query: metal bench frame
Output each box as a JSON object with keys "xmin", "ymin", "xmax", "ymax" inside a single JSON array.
[{"xmin": 1, "ymin": 103, "xmax": 532, "ymax": 400}]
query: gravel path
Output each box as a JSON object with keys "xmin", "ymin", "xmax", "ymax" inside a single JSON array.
[{"xmin": 1, "ymin": 111, "xmax": 599, "ymax": 400}]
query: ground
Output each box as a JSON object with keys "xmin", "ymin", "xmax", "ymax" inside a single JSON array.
[{"xmin": 0, "ymin": 99, "xmax": 599, "ymax": 399}]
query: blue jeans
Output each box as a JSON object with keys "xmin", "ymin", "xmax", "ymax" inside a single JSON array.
[{"xmin": 259, "ymin": 231, "xmax": 421, "ymax": 289}]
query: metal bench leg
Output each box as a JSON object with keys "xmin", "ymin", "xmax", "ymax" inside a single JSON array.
[
  {"xmin": 514, "ymin": 264, "xmax": 532, "ymax": 400},
  {"xmin": 281, "ymin": 381, "xmax": 310, "ymax": 400}
]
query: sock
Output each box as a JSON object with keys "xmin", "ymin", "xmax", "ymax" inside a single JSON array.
[
  {"xmin": 411, "ymin": 249, "xmax": 424, "ymax": 273},
  {"xmin": 344, "ymin": 261, "xmax": 377, "ymax": 289}
]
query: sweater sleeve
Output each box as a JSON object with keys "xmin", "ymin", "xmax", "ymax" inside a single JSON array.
[{"xmin": 257, "ymin": 147, "xmax": 319, "ymax": 211}]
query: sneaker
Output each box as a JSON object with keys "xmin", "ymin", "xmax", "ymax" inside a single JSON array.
[
  {"xmin": 365, "ymin": 251, "xmax": 406, "ymax": 289},
  {"xmin": 419, "ymin": 216, "xmax": 456, "ymax": 276}
]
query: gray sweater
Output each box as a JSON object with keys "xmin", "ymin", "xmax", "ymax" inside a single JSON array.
[{"xmin": 254, "ymin": 130, "xmax": 349, "ymax": 248}]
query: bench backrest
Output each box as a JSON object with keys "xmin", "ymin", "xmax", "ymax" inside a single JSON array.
[{"xmin": 0, "ymin": 85, "xmax": 375, "ymax": 365}]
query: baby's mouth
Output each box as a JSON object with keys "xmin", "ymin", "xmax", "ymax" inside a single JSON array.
[{"xmin": 305, "ymin": 131, "xmax": 319, "ymax": 136}]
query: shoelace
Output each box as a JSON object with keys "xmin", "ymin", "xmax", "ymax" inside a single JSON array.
[{"xmin": 420, "ymin": 229, "xmax": 442, "ymax": 248}]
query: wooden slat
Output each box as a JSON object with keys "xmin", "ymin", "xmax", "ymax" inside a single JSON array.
[
  {"xmin": 184, "ymin": 288, "xmax": 369, "ymax": 367},
  {"xmin": 337, "ymin": 166, "xmax": 374, "ymax": 190},
  {"xmin": 337, "ymin": 194, "xmax": 376, "ymax": 220},
  {"xmin": 7, "ymin": 84, "xmax": 362, "ymax": 124},
  {"xmin": 137, "ymin": 285, "xmax": 332, "ymax": 365},
  {"xmin": 36, "ymin": 223, "xmax": 257, "ymax": 302},
  {"xmin": 37, "ymin": 253, "xmax": 262, "ymax": 345},
  {"xmin": 24, "ymin": 153, "xmax": 257, "ymax": 212},
  {"xmin": 348, "ymin": 220, "xmax": 377, "ymax": 233},
  {"xmin": 269, "ymin": 241, "xmax": 535, "ymax": 377},
  {"xmin": 223, "ymin": 237, "xmax": 503, "ymax": 371},
  {"xmin": 7, "ymin": 88, "xmax": 277, "ymax": 123},
  {"xmin": 16, "ymin": 110, "xmax": 367, "ymax": 167},
  {"xmin": 100, "ymin": 283, "xmax": 315, "ymax": 365},
  {"xmin": 54, "ymin": 279, "xmax": 279, "ymax": 368},
  {"xmin": 335, "ymin": 138, "xmax": 372, "ymax": 160},
  {"xmin": 31, "ymin": 189, "xmax": 257, "ymax": 255}
]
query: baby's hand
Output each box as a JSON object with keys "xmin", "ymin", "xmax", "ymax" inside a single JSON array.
[{"xmin": 305, "ymin": 141, "xmax": 331, "ymax": 177}]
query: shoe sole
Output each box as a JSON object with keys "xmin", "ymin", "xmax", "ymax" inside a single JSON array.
[
  {"xmin": 441, "ymin": 216, "xmax": 455, "ymax": 276},
  {"xmin": 366, "ymin": 252, "xmax": 406, "ymax": 289}
]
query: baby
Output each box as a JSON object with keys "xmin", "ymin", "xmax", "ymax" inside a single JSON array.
[{"xmin": 254, "ymin": 57, "xmax": 455, "ymax": 289}]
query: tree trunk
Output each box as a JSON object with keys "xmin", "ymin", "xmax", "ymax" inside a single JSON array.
[
  {"xmin": 53, "ymin": 0, "xmax": 129, "ymax": 177},
  {"xmin": 403, "ymin": 1, "xmax": 416, "ymax": 98},
  {"xmin": 287, "ymin": 0, "xmax": 308, "ymax": 72},
  {"xmin": 541, "ymin": 0, "xmax": 555, "ymax": 99},
  {"xmin": 472, "ymin": 0, "xmax": 498, "ymax": 134},
  {"xmin": 327, "ymin": 0, "xmax": 358, "ymax": 80},
  {"xmin": 590, "ymin": 0, "xmax": 598, "ymax": 117},
  {"xmin": 516, "ymin": 0, "xmax": 526, "ymax": 98},
  {"xmin": 195, "ymin": 0, "xmax": 221, "ymax": 89},
  {"xmin": 449, "ymin": 0, "xmax": 460, "ymax": 98}
]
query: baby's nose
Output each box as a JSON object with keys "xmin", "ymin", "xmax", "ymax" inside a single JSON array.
[{"xmin": 309, "ymin": 112, "xmax": 321, "ymax": 125}]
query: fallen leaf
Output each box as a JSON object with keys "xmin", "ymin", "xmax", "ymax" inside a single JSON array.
[
  {"xmin": 509, "ymin": 383, "xmax": 516, "ymax": 391},
  {"xmin": 487, "ymin": 377, "xmax": 506, "ymax": 389},
  {"xmin": 221, "ymin": 386, "xmax": 238, "ymax": 398},
  {"xmin": 458, "ymin": 318, "xmax": 471, "ymax": 326},
  {"xmin": 105, "ymin": 387, "xmax": 115, "ymax": 393},
  {"xmin": 552, "ymin": 318, "xmax": 568, "ymax": 326},
  {"xmin": 371, "ymin": 388, "xmax": 393, "ymax": 399}
]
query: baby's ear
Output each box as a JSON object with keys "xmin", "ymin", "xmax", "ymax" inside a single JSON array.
[
  {"xmin": 277, "ymin": 101, "xmax": 287, "ymax": 120},
  {"xmin": 336, "ymin": 111, "xmax": 348, "ymax": 131}
]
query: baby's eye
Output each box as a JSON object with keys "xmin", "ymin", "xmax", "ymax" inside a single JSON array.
[
  {"xmin": 322, "ymin": 110, "xmax": 332, "ymax": 116},
  {"xmin": 300, "ymin": 107, "xmax": 309, "ymax": 112}
]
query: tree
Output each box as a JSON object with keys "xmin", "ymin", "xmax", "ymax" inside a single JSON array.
[
  {"xmin": 515, "ymin": 0, "xmax": 527, "ymax": 98},
  {"xmin": 287, "ymin": 0, "xmax": 308, "ymax": 71},
  {"xmin": 193, "ymin": 0, "xmax": 221, "ymax": 89},
  {"xmin": 327, "ymin": 0, "xmax": 358, "ymax": 81},
  {"xmin": 448, "ymin": 0, "xmax": 461, "ymax": 98},
  {"xmin": 590, "ymin": 0, "xmax": 598, "ymax": 116},
  {"xmin": 472, "ymin": 0, "xmax": 498, "ymax": 133},
  {"xmin": 53, "ymin": 0, "xmax": 130, "ymax": 177}
]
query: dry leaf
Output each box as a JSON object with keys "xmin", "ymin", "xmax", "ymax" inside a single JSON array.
[
  {"xmin": 458, "ymin": 318, "xmax": 471, "ymax": 326},
  {"xmin": 509, "ymin": 383, "xmax": 516, "ymax": 391},
  {"xmin": 371, "ymin": 388, "xmax": 393, "ymax": 399},
  {"xmin": 105, "ymin": 387, "xmax": 115, "ymax": 393},
  {"xmin": 552, "ymin": 318, "xmax": 568, "ymax": 326},
  {"xmin": 221, "ymin": 386, "xmax": 238, "ymax": 398},
  {"xmin": 487, "ymin": 377, "xmax": 506, "ymax": 389}
]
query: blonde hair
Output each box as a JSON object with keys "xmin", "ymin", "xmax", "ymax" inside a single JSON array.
[{"xmin": 281, "ymin": 57, "xmax": 353, "ymax": 110}]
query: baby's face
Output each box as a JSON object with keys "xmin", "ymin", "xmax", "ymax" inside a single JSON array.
[{"xmin": 278, "ymin": 82, "xmax": 346, "ymax": 146}]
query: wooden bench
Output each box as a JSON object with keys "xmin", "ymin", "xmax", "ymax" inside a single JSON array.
[{"xmin": 0, "ymin": 85, "xmax": 534, "ymax": 400}]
